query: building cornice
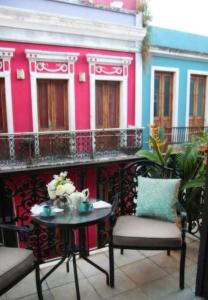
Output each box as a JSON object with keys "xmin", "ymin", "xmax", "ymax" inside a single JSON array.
[
  {"xmin": 86, "ymin": 54, "xmax": 133, "ymax": 65},
  {"xmin": 0, "ymin": 47, "xmax": 15, "ymax": 58},
  {"xmin": 151, "ymin": 46, "xmax": 208, "ymax": 62},
  {"xmin": 25, "ymin": 49, "xmax": 79, "ymax": 62},
  {"xmin": 0, "ymin": 6, "xmax": 146, "ymax": 52}
]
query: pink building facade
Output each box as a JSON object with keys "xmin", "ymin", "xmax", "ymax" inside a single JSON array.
[{"xmin": 0, "ymin": 0, "xmax": 145, "ymax": 250}]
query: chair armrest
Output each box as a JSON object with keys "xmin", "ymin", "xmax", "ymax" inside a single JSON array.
[
  {"xmin": 0, "ymin": 223, "xmax": 31, "ymax": 234},
  {"xmin": 176, "ymin": 202, "xmax": 187, "ymax": 239},
  {"xmin": 0, "ymin": 223, "xmax": 34, "ymax": 245},
  {"xmin": 110, "ymin": 193, "xmax": 120, "ymax": 228}
]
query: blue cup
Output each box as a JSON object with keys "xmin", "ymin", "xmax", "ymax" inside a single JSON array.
[
  {"xmin": 79, "ymin": 201, "xmax": 92, "ymax": 213},
  {"xmin": 42, "ymin": 205, "xmax": 52, "ymax": 216}
]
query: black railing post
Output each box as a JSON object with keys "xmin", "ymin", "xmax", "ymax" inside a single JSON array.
[{"xmin": 196, "ymin": 148, "xmax": 208, "ymax": 297}]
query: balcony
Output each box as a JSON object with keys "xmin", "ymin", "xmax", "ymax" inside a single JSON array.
[
  {"xmin": 2, "ymin": 235, "xmax": 199, "ymax": 300},
  {"xmin": 0, "ymin": 128, "xmax": 143, "ymax": 172}
]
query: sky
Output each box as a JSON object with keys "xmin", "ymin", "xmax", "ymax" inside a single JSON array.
[{"xmin": 149, "ymin": 0, "xmax": 208, "ymax": 36}]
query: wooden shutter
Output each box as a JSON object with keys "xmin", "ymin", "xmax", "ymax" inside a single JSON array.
[
  {"xmin": 37, "ymin": 79, "xmax": 68, "ymax": 131},
  {"xmin": 154, "ymin": 72, "xmax": 173, "ymax": 128},
  {"xmin": 189, "ymin": 75, "xmax": 206, "ymax": 127},
  {"xmin": 96, "ymin": 81, "xmax": 120, "ymax": 129}
]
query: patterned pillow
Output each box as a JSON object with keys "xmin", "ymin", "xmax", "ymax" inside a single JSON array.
[{"xmin": 136, "ymin": 176, "xmax": 181, "ymax": 223}]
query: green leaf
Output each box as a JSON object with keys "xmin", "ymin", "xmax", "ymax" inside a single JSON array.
[
  {"xmin": 149, "ymin": 136, "xmax": 165, "ymax": 165},
  {"xmin": 136, "ymin": 150, "xmax": 160, "ymax": 163},
  {"xmin": 182, "ymin": 178, "xmax": 205, "ymax": 190}
]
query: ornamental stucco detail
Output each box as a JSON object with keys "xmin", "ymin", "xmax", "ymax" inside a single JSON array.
[
  {"xmin": 36, "ymin": 62, "xmax": 68, "ymax": 73},
  {"xmin": 95, "ymin": 65, "xmax": 123, "ymax": 75},
  {"xmin": 25, "ymin": 49, "xmax": 79, "ymax": 75}
]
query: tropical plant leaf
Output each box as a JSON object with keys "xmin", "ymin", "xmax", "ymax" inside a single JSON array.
[
  {"xmin": 136, "ymin": 150, "xmax": 160, "ymax": 163},
  {"xmin": 163, "ymin": 145, "xmax": 173, "ymax": 164},
  {"xmin": 149, "ymin": 136, "xmax": 165, "ymax": 165},
  {"xmin": 182, "ymin": 178, "xmax": 205, "ymax": 190}
]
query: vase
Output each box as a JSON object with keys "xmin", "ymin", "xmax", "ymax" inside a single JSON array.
[{"xmin": 53, "ymin": 197, "xmax": 69, "ymax": 210}]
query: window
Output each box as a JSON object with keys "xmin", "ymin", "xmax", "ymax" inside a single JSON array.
[
  {"xmin": 37, "ymin": 79, "xmax": 68, "ymax": 131},
  {"xmin": 154, "ymin": 72, "xmax": 173, "ymax": 128},
  {"xmin": 189, "ymin": 75, "xmax": 206, "ymax": 127}
]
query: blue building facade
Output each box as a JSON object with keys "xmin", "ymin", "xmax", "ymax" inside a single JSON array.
[{"xmin": 142, "ymin": 26, "xmax": 208, "ymax": 141}]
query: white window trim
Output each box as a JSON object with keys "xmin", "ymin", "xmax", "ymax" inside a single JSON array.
[
  {"xmin": 135, "ymin": 52, "xmax": 142, "ymax": 127},
  {"xmin": 86, "ymin": 54, "xmax": 132, "ymax": 129},
  {"xmin": 150, "ymin": 66, "xmax": 179, "ymax": 127},
  {"xmin": 186, "ymin": 70, "xmax": 208, "ymax": 127},
  {"xmin": 25, "ymin": 49, "xmax": 79, "ymax": 132},
  {"xmin": 0, "ymin": 47, "xmax": 15, "ymax": 133}
]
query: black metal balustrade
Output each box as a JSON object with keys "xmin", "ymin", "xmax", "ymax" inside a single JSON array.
[{"xmin": 0, "ymin": 128, "xmax": 143, "ymax": 169}]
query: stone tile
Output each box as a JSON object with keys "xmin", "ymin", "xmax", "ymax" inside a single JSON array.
[
  {"xmin": 51, "ymin": 278, "xmax": 102, "ymax": 300},
  {"xmin": 186, "ymin": 241, "xmax": 200, "ymax": 263},
  {"xmin": 42, "ymin": 260, "xmax": 84, "ymax": 288},
  {"xmin": 149, "ymin": 251, "xmax": 193, "ymax": 276},
  {"xmin": 6, "ymin": 271, "xmax": 48, "ymax": 300},
  {"xmin": 107, "ymin": 287, "xmax": 149, "ymax": 300},
  {"xmin": 18, "ymin": 290, "xmax": 54, "ymax": 300},
  {"xmin": 140, "ymin": 275, "xmax": 180, "ymax": 300},
  {"xmin": 88, "ymin": 269, "xmax": 136, "ymax": 299},
  {"xmin": 105, "ymin": 249, "xmax": 145, "ymax": 267},
  {"xmin": 173, "ymin": 264, "xmax": 197, "ymax": 289},
  {"xmin": 77, "ymin": 253, "xmax": 112, "ymax": 278},
  {"xmin": 120, "ymin": 258, "xmax": 167, "ymax": 286},
  {"xmin": 160, "ymin": 287, "xmax": 197, "ymax": 300},
  {"xmin": 140, "ymin": 249, "xmax": 164, "ymax": 257}
]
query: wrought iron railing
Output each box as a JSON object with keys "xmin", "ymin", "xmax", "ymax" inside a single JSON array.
[
  {"xmin": 0, "ymin": 128, "xmax": 143, "ymax": 167},
  {"xmin": 165, "ymin": 127, "xmax": 208, "ymax": 144}
]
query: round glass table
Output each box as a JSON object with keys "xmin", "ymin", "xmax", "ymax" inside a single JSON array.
[{"xmin": 32, "ymin": 202, "xmax": 112, "ymax": 300}]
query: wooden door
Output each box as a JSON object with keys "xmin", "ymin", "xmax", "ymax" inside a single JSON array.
[
  {"xmin": 0, "ymin": 78, "xmax": 8, "ymax": 159},
  {"xmin": 154, "ymin": 72, "xmax": 173, "ymax": 128},
  {"xmin": 37, "ymin": 79, "xmax": 68, "ymax": 155},
  {"xmin": 37, "ymin": 79, "xmax": 68, "ymax": 131},
  {"xmin": 189, "ymin": 75, "xmax": 206, "ymax": 127},
  {"xmin": 95, "ymin": 81, "xmax": 120, "ymax": 151},
  {"xmin": 0, "ymin": 78, "xmax": 7, "ymax": 133}
]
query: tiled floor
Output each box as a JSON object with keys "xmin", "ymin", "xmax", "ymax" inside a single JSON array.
[{"xmin": 1, "ymin": 235, "xmax": 204, "ymax": 300}]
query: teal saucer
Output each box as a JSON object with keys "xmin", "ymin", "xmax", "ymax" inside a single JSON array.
[{"xmin": 39, "ymin": 211, "xmax": 56, "ymax": 218}]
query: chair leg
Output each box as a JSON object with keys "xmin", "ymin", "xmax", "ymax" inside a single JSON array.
[
  {"xmin": 120, "ymin": 249, "xmax": 124, "ymax": 255},
  {"xmin": 167, "ymin": 250, "xmax": 170, "ymax": 256},
  {"xmin": 109, "ymin": 244, "xmax": 114, "ymax": 288},
  {"xmin": 35, "ymin": 263, "xmax": 43, "ymax": 300},
  {"xmin": 179, "ymin": 242, "xmax": 186, "ymax": 290}
]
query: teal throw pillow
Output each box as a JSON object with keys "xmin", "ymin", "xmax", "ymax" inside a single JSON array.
[{"xmin": 136, "ymin": 177, "xmax": 181, "ymax": 223}]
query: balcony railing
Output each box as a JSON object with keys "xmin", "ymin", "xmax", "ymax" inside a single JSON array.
[
  {"xmin": 165, "ymin": 127, "xmax": 208, "ymax": 145},
  {"xmin": 0, "ymin": 128, "xmax": 143, "ymax": 169}
]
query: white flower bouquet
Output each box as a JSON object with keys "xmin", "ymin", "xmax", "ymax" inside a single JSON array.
[{"xmin": 47, "ymin": 171, "xmax": 76, "ymax": 202}]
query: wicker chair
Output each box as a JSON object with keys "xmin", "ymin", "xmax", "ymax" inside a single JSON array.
[
  {"xmin": 109, "ymin": 159, "xmax": 187, "ymax": 289},
  {"xmin": 0, "ymin": 223, "xmax": 43, "ymax": 299}
]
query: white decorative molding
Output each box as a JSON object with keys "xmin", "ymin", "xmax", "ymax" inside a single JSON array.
[
  {"xmin": 87, "ymin": 54, "xmax": 132, "ymax": 65},
  {"xmin": 135, "ymin": 52, "xmax": 143, "ymax": 127},
  {"xmin": 95, "ymin": 65, "xmax": 123, "ymax": 75},
  {"xmin": 36, "ymin": 62, "xmax": 68, "ymax": 73},
  {"xmin": 0, "ymin": 6, "xmax": 145, "ymax": 52},
  {"xmin": 25, "ymin": 49, "xmax": 79, "ymax": 62},
  {"xmin": 26, "ymin": 49, "xmax": 79, "ymax": 132},
  {"xmin": 151, "ymin": 46, "xmax": 208, "ymax": 62},
  {"xmin": 150, "ymin": 66, "xmax": 179, "ymax": 127},
  {"xmin": 186, "ymin": 70, "xmax": 208, "ymax": 127},
  {"xmin": 87, "ymin": 53, "xmax": 132, "ymax": 129},
  {"xmin": 0, "ymin": 47, "xmax": 15, "ymax": 133}
]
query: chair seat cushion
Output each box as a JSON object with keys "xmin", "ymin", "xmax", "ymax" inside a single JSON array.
[
  {"xmin": 0, "ymin": 246, "xmax": 35, "ymax": 291},
  {"xmin": 113, "ymin": 215, "xmax": 182, "ymax": 248}
]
